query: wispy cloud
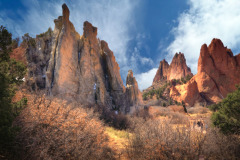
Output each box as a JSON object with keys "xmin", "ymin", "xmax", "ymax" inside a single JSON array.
[{"xmin": 167, "ymin": 0, "xmax": 240, "ymax": 73}]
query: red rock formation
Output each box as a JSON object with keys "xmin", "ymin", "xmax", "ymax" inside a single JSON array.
[
  {"xmin": 125, "ymin": 70, "xmax": 143, "ymax": 112},
  {"xmin": 46, "ymin": 3, "xmax": 80, "ymax": 96},
  {"xmin": 153, "ymin": 53, "xmax": 193, "ymax": 84},
  {"xmin": 18, "ymin": 3, "xmax": 143, "ymax": 113},
  {"xmin": 153, "ymin": 59, "xmax": 169, "ymax": 83},
  {"xmin": 170, "ymin": 38, "xmax": 240, "ymax": 106},
  {"xmin": 43, "ymin": 4, "xmax": 129, "ymax": 112},
  {"xmin": 168, "ymin": 52, "xmax": 193, "ymax": 81}
]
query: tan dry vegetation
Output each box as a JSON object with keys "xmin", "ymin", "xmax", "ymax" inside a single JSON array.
[
  {"xmin": 125, "ymin": 118, "xmax": 240, "ymax": 160},
  {"xmin": 13, "ymin": 92, "xmax": 115, "ymax": 160}
]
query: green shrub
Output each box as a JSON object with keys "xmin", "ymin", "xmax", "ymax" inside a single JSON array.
[{"xmin": 210, "ymin": 85, "xmax": 240, "ymax": 135}]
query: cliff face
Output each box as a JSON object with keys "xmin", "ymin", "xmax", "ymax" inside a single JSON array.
[
  {"xmin": 153, "ymin": 53, "xmax": 192, "ymax": 84},
  {"xmin": 170, "ymin": 39, "xmax": 240, "ymax": 106},
  {"xmin": 16, "ymin": 3, "xmax": 143, "ymax": 113},
  {"xmin": 125, "ymin": 70, "xmax": 143, "ymax": 113},
  {"xmin": 24, "ymin": 29, "xmax": 53, "ymax": 90}
]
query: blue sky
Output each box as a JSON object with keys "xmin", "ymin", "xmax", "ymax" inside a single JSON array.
[{"xmin": 1, "ymin": 0, "xmax": 240, "ymax": 90}]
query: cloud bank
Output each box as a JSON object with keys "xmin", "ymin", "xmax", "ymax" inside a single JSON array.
[{"xmin": 167, "ymin": 0, "xmax": 240, "ymax": 73}]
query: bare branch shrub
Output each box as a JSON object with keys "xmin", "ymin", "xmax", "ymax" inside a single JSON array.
[
  {"xmin": 14, "ymin": 94, "xmax": 115, "ymax": 160},
  {"xmin": 125, "ymin": 118, "xmax": 240, "ymax": 160}
]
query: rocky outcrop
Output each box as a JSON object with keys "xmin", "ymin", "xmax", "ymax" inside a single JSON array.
[
  {"xmin": 153, "ymin": 53, "xmax": 192, "ymax": 84},
  {"xmin": 15, "ymin": 3, "xmax": 134, "ymax": 112},
  {"xmin": 153, "ymin": 59, "xmax": 169, "ymax": 83},
  {"xmin": 46, "ymin": 4, "xmax": 80, "ymax": 96},
  {"xmin": 13, "ymin": 3, "xmax": 143, "ymax": 113},
  {"xmin": 170, "ymin": 39, "xmax": 240, "ymax": 106},
  {"xmin": 168, "ymin": 52, "xmax": 193, "ymax": 81},
  {"xmin": 125, "ymin": 70, "xmax": 143, "ymax": 113},
  {"xmin": 44, "ymin": 4, "xmax": 128, "ymax": 111},
  {"xmin": 24, "ymin": 29, "xmax": 53, "ymax": 90}
]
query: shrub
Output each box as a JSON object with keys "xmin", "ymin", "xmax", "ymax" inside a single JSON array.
[
  {"xmin": 210, "ymin": 85, "xmax": 240, "ymax": 135},
  {"xmin": 125, "ymin": 119, "xmax": 240, "ymax": 159},
  {"xmin": 95, "ymin": 105, "xmax": 131, "ymax": 130},
  {"xmin": 15, "ymin": 96, "xmax": 115, "ymax": 160}
]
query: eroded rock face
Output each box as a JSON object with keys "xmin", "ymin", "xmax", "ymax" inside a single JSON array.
[
  {"xmin": 16, "ymin": 3, "xmax": 142, "ymax": 113},
  {"xmin": 168, "ymin": 53, "xmax": 193, "ymax": 81},
  {"xmin": 43, "ymin": 4, "xmax": 128, "ymax": 112},
  {"xmin": 125, "ymin": 70, "xmax": 143, "ymax": 113},
  {"xmin": 46, "ymin": 4, "xmax": 80, "ymax": 96},
  {"xmin": 22, "ymin": 29, "xmax": 53, "ymax": 90},
  {"xmin": 153, "ymin": 59, "xmax": 169, "ymax": 84},
  {"xmin": 153, "ymin": 53, "xmax": 192, "ymax": 84},
  {"xmin": 170, "ymin": 38, "xmax": 240, "ymax": 106}
]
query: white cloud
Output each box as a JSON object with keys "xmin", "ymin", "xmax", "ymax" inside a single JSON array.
[
  {"xmin": 135, "ymin": 68, "xmax": 158, "ymax": 91},
  {"xmin": 167, "ymin": 0, "xmax": 240, "ymax": 74}
]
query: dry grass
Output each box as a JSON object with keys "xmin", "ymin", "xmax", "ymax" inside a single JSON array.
[
  {"xmin": 187, "ymin": 106, "xmax": 209, "ymax": 114},
  {"xmin": 105, "ymin": 127, "xmax": 131, "ymax": 159},
  {"xmin": 14, "ymin": 94, "xmax": 115, "ymax": 160},
  {"xmin": 125, "ymin": 118, "xmax": 240, "ymax": 160}
]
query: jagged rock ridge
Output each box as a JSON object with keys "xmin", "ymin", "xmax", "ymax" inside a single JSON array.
[
  {"xmin": 19, "ymin": 4, "xmax": 142, "ymax": 113},
  {"xmin": 153, "ymin": 52, "xmax": 193, "ymax": 84},
  {"xmin": 170, "ymin": 38, "xmax": 240, "ymax": 106}
]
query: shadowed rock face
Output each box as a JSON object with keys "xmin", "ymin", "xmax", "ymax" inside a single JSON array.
[
  {"xmin": 17, "ymin": 3, "xmax": 142, "ymax": 113},
  {"xmin": 170, "ymin": 38, "xmax": 240, "ymax": 106},
  {"xmin": 153, "ymin": 53, "xmax": 192, "ymax": 84},
  {"xmin": 125, "ymin": 70, "xmax": 143, "ymax": 113},
  {"xmin": 153, "ymin": 59, "xmax": 169, "ymax": 83}
]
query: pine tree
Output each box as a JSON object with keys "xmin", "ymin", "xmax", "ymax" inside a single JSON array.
[{"xmin": 0, "ymin": 26, "xmax": 27, "ymax": 154}]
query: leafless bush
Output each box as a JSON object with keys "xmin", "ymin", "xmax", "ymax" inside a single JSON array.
[
  {"xmin": 14, "ymin": 94, "xmax": 115, "ymax": 160},
  {"xmin": 168, "ymin": 112, "xmax": 189, "ymax": 124},
  {"xmin": 125, "ymin": 119, "xmax": 240, "ymax": 160}
]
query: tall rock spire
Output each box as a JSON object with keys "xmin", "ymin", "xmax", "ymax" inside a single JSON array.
[{"xmin": 125, "ymin": 70, "xmax": 143, "ymax": 113}]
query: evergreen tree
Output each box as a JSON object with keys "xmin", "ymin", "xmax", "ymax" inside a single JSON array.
[
  {"xmin": 0, "ymin": 26, "xmax": 27, "ymax": 153},
  {"xmin": 210, "ymin": 85, "xmax": 240, "ymax": 135}
]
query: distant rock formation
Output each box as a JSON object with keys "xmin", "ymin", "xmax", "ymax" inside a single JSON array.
[
  {"xmin": 14, "ymin": 3, "xmax": 143, "ymax": 113},
  {"xmin": 125, "ymin": 70, "xmax": 143, "ymax": 112},
  {"xmin": 153, "ymin": 53, "xmax": 192, "ymax": 84},
  {"xmin": 153, "ymin": 59, "xmax": 169, "ymax": 83},
  {"xmin": 170, "ymin": 38, "xmax": 240, "ymax": 106},
  {"xmin": 168, "ymin": 52, "xmax": 193, "ymax": 81}
]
